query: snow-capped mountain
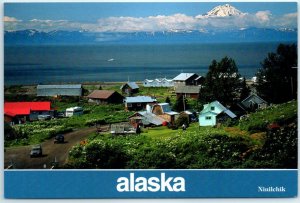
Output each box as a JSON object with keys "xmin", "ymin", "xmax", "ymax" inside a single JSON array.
[
  {"xmin": 4, "ymin": 28, "xmax": 297, "ymax": 45},
  {"xmin": 200, "ymin": 4, "xmax": 245, "ymax": 18}
]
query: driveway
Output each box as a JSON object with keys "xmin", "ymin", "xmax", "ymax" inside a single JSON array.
[{"xmin": 4, "ymin": 126, "xmax": 100, "ymax": 169}]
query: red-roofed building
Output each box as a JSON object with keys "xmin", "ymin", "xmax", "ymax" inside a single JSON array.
[{"xmin": 4, "ymin": 102, "xmax": 52, "ymax": 124}]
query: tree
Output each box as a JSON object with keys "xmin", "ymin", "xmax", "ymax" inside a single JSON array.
[
  {"xmin": 200, "ymin": 57, "xmax": 242, "ymax": 106},
  {"xmin": 165, "ymin": 96, "xmax": 171, "ymax": 104},
  {"xmin": 256, "ymin": 44, "xmax": 297, "ymax": 104},
  {"xmin": 240, "ymin": 77, "xmax": 250, "ymax": 101},
  {"xmin": 173, "ymin": 95, "xmax": 188, "ymax": 112}
]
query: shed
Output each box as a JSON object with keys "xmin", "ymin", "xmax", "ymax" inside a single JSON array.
[
  {"xmin": 241, "ymin": 94, "xmax": 268, "ymax": 111},
  {"xmin": 37, "ymin": 84, "xmax": 82, "ymax": 97},
  {"xmin": 87, "ymin": 90, "xmax": 123, "ymax": 104}
]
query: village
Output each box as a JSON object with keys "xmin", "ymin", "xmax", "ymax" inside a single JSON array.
[{"xmin": 4, "ymin": 70, "xmax": 280, "ymax": 170}]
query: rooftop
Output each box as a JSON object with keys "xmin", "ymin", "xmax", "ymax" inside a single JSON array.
[
  {"xmin": 175, "ymin": 86, "xmax": 201, "ymax": 94},
  {"xmin": 173, "ymin": 73, "xmax": 197, "ymax": 81},
  {"xmin": 87, "ymin": 90, "xmax": 116, "ymax": 99},
  {"xmin": 5, "ymin": 102, "xmax": 51, "ymax": 116},
  {"xmin": 121, "ymin": 82, "xmax": 139, "ymax": 90},
  {"xmin": 37, "ymin": 84, "xmax": 82, "ymax": 89},
  {"xmin": 125, "ymin": 96, "xmax": 157, "ymax": 103}
]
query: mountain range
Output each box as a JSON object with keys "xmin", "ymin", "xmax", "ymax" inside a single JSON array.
[{"xmin": 4, "ymin": 4, "xmax": 297, "ymax": 45}]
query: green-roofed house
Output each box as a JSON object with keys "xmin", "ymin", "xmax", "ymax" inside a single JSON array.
[{"xmin": 199, "ymin": 101, "xmax": 237, "ymax": 126}]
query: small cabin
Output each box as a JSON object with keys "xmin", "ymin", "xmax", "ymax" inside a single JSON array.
[{"xmin": 120, "ymin": 82, "xmax": 139, "ymax": 95}]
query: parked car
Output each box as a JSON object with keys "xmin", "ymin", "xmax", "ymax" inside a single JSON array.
[
  {"xmin": 30, "ymin": 145, "xmax": 42, "ymax": 157},
  {"xmin": 37, "ymin": 114, "xmax": 51, "ymax": 121},
  {"xmin": 56, "ymin": 112, "xmax": 65, "ymax": 118},
  {"xmin": 54, "ymin": 134, "xmax": 64, "ymax": 144}
]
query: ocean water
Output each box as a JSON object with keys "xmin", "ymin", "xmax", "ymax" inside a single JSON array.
[{"xmin": 4, "ymin": 42, "xmax": 290, "ymax": 85}]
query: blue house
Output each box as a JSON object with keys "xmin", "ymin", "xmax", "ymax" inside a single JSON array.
[{"xmin": 199, "ymin": 101, "xmax": 237, "ymax": 126}]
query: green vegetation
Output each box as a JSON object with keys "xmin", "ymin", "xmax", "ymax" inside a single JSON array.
[
  {"xmin": 67, "ymin": 123, "xmax": 255, "ymax": 169},
  {"xmin": 5, "ymin": 103, "xmax": 132, "ymax": 147},
  {"xmin": 66, "ymin": 100, "xmax": 297, "ymax": 169},
  {"xmin": 239, "ymin": 100, "xmax": 297, "ymax": 132}
]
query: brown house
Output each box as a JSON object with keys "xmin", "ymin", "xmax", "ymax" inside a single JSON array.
[
  {"xmin": 173, "ymin": 73, "xmax": 200, "ymax": 87},
  {"xmin": 87, "ymin": 90, "xmax": 123, "ymax": 104},
  {"xmin": 175, "ymin": 86, "xmax": 201, "ymax": 99},
  {"xmin": 120, "ymin": 82, "xmax": 139, "ymax": 95}
]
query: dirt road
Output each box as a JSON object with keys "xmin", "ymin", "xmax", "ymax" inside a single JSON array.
[{"xmin": 4, "ymin": 127, "xmax": 98, "ymax": 169}]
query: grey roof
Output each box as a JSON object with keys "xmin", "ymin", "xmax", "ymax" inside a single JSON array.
[
  {"xmin": 195, "ymin": 76, "xmax": 203, "ymax": 80},
  {"xmin": 37, "ymin": 84, "xmax": 82, "ymax": 96},
  {"xmin": 175, "ymin": 86, "xmax": 201, "ymax": 94},
  {"xmin": 201, "ymin": 101, "xmax": 227, "ymax": 114},
  {"xmin": 223, "ymin": 109, "xmax": 237, "ymax": 119},
  {"xmin": 37, "ymin": 84, "xmax": 82, "ymax": 89},
  {"xmin": 242, "ymin": 94, "xmax": 267, "ymax": 104},
  {"xmin": 125, "ymin": 96, "xmax": 157, "ymax": 103},
  {"xmin": 173, "ymin": 73, "xmax": 196, "ymax": 81},
  {"xmin": 139, "ymin": 111, "xmax": 165, "ymax": 126},
  {"xmin": 200, "ymin": 100, "xmax": 237, "ymax": 118},
  {"xmin": 121, "ymin": 82, "xmax": 139, "ymax": 90}
]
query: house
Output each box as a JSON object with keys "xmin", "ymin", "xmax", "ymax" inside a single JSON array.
[
  {"xmin": 173, "ymin": 73, "xmax": 200, "ymax": 87},
  {"xmin": 124, "ymin": 96, "xmax": 157, "ymax": 111},
  {"xmin": 87, "ymin": 90, "xmax": 123, "ymax": 104},
  {"xmin": 120, "ymin": 82, "xmax": 139, "ymax": 95},
  {"xmin": 175, "ymin": 86, "xmax": 201, "ymax": 99},
  {"xmin": 37, "ymin": 84, "xmax": 82, "ymax": 97},
  {"xmin": 199, "ymin": 101, "xmax": 237, "ymax": 126},
  {"xmin": 241, "ymin": 93, "xmax": 268, "ymax": 111},
  {"xmin": 128, "ymin": 103, "xmax": 179, "ymax": 127},
  {"xmin": 143, "ymin": 78, "xmax": 174, "ymax": 87},
  {"xmin": 129, "ymin": 111, "xmax": 165, "ymax": 127},
  {"xmin": 4, "ymin": 102, "xmax": 52, "ymax": 124},
  {"xmin": 151, "ymin": 103, "xmax": 179, "ymax": 124}
]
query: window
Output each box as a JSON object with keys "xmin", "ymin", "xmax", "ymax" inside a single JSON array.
[
  {"xmin": 137, "ymin": 103, "xmax": 142, "ymax": 107},
  {"xmin": 127, "ymin": 103, "xmax": 132, "ymax": 107},
  {"xmin": 205, "ymin": 116, "xmax": 211, "ymax": 120},
  {"xmin": 211, "ymin": 106, "xmax": 215, "ymax": 111}
]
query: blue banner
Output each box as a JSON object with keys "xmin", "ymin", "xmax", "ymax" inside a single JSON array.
[{"xmin": 4, "ymin": 170, "xmax": 298, "ymax": 198}]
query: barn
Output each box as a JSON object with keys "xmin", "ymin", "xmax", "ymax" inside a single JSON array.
[
  {"xmin": 37, "ymin": 84, "xmax": 82, "ymax": 97},
  {"xmin": 4, "ymin": 102, "xmax": 52, "ymax": 124}
]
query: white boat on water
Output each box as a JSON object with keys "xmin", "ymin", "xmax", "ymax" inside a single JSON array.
[{"xmin": 107, "ymin": 58, "xmax": 115, "ymax": 62}]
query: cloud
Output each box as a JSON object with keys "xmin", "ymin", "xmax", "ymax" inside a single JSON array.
[
  {"xmin": 4, "ymin": 16, "xmax": 21, "ymax": 22},
  {"xmin": 4, "ymin": 11, "xmax": 298, "ymax": 32},
  {"xmin": 255, "ymin": 11, "xmax": 272, "ymax": 22}
]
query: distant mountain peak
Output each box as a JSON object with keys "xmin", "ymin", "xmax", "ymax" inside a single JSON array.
[{"xmin": 200, "ymin": 4, "xmax": 245, "ymax": 18}]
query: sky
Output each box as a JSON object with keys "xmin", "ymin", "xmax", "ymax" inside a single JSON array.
[{"xmin": 3, "ymin": 2, "xmax": 298, "ymax": 32}]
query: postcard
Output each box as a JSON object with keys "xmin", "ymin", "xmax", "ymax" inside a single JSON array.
[{"xmin": 3, "ymin": 1, "xmax": 298, "ymax": 199}]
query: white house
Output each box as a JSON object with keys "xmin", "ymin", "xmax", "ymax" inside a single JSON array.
[
  {"xmin": 199, "ymin": 101, "xmax": 237, "ymax": 126},
  {"xmin": 143, "ymin": 78, "xmax": 174, "ymax": 87}
]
